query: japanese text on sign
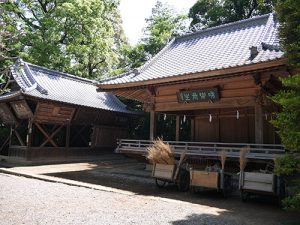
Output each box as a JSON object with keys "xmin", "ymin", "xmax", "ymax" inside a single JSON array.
[{"xmin": 177, "ymin": 88, "xmax": 219, "ymax": 103}]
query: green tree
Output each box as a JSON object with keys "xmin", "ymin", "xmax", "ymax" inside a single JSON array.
[
  {"xmin": 273, "ymin": 0, "xmax": 300, "ymax": 152},
  {"xmin": 272, "ymin": 0, "xmax": 300, "ymax": 210},
  {"xmin": 189, "ymin": 0, "xmax": 276, "ymax": 28},
  {"xmin": 122, "ymin": 1, "xmax": 188, "ymax": 70},
  {"xmin": 0, "ymin": 0, "xmax": 126, "ymax": 79},
  {"xmin": 0, "ymin": 2, "xmax": 21, "ymax": 73},
  {"xmin": 142, "ymin": 1, "xmax": 188, "ymax": 57}
]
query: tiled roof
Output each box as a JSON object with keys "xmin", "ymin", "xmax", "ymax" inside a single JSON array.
[
  {"xmin": 99, "ymin": 13, "xmax": 284, "ymax": 86},
  {"xmin": 5, "ymin": 59, "xmax": 135, "ymax": 114}
]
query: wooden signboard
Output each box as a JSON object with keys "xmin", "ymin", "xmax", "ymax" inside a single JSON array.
[
  {"xmin": 177, "ymin": 88, "xmax": 219, "ymax": 103},
  {"xmin": 10, "ymin": 100, "xmax": 33, "ymax": 119},
  {"xmin": 0, "ymin": 103, "xmax": 17, "ymax": 125}
]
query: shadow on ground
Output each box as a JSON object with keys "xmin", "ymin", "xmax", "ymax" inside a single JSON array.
[
  {"xmin": 171, "ymin": 213, "xmax": 239, "ymax": 225},
  {"xmin": 4, "ymin": 154, "xmax": 300, "ymax": 225}
]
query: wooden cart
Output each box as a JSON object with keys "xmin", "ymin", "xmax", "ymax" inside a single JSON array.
[
  {"xmin": 189, "ymin": 169, "xmax": 232, "ymax": 197},
  {"xmin": 239, "ymin": 171, "xmax": 285, "ymax": 203},
  {"xmin": 152, "ymin": 153, "xmax": 190, "ymax": 191}
]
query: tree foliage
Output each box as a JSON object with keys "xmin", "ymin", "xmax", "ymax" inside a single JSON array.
[
  {"xmin": 122, "ymin": 1, "xmax": 188, "ymax": 71},
  {"xmin": 189, "ymin": 0, "xmax": 276, "ymax": 28},
  {"xmin": 272, "ymin": 0, "xmax": 300, "ymax": 210},
  {"xmin": 0, "ymin": 0, "xmax": 126, "ymax": 79},
  {"xmin": 0, "ymin": 2, "xmax": 21, "ymax": 72},
  {"xmin": 272, "ymin": 0, "xmax": 300, "ymax": 152}
]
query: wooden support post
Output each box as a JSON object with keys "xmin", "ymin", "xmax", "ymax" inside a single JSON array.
[
  {"xmin": 176, "ymin": 115, "xmax": 180, "ymax": 141},
  {"xmin": 216, "ymin": 112, "xmax": 220, "ymax": 142},
  {"xmin": 27, "ymin": 119, "xmax": 32, "ymax": 148},
  {"xmin": 255, "ymin": 103, "xmax": 264, "ymax": 144},
  {"xmin": 149, "ymin": 110, "xmax": 156, "ymax": 140}
]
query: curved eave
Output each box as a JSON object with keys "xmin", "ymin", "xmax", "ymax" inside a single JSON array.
[
  {"xmin": 0, "ymin": 91, "xmax": 23, "ymax": 102},
  {"xmin": 98, "ymin": 58, "xmax": 287, "ymax": 91}
]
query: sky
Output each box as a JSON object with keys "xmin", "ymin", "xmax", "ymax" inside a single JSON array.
[{"xmin": 119, "ymin": 0, "xmax": 197, "ymax": 45}]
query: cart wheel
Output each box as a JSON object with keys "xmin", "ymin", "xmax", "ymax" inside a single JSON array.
[
  {"xmin": 177, "ymin": 169, "xmax": 190, "ymax": 192},
  {"xmin": 155, "ymin": 179, "xmax": 167, "ymax": 188},
  {"xmin": 241, "ymin": 191, "xmax": 248, "ymax": 202}
]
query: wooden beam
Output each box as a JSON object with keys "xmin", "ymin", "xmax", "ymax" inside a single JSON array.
[
  {"xmin": 176, "ymin": 115, "xmax": 180, "ymax": 141},
  {"xmin": 35, "ymin": 123, "xmax": 58, "ymax": 147},
  {"xmin": 13, "ymin": 129, "xmax": 25, "ymax": 146},
  {"xmin": 255, "ymin": 104, "xmax": 264, "ymax": 144},
  {"xmin": 98, "ymin": 59, "xmax": 287, "ymax": 90},
  {"xmin": 40, "ymin": 125, "xmax": 63, "ymax": 147},
  {"xmin": 70, "ymin": 125, "xmax": 86, "ymax": 145},
  {"xmin": 0, "ymin": 136, "xmax": 10, "ymax": 153},
  {"xmin": 155, "ymin": 96, "xmax": 256, "ymax": 112}
]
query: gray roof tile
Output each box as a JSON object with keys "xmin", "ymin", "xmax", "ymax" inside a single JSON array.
[
  {"xmin": 6, "ymin": 60, "xmax": 134, "ymax": 114},
  {"xmin": 99, "ymin": 13, "xmax": 284, "ymax": 86}
]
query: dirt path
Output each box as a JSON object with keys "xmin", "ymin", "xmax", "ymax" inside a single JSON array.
[{"xmin": 0, "ymin": 155, "xmax": 299, "ymax": 225}]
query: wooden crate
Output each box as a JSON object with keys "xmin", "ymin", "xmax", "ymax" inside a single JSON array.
[
  {"xmin": 152, "ymin": 163, "xmax": 176, "ymax": 180},
  {"xmin": 242, "ymin": 172, "xmax": 274, "ymax": 193},
  {"xmin": 190, "ymin": 170, "xmax": 219, "ymax": 189}
]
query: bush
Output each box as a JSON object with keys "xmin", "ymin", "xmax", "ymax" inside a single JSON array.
[
  {"xmin": 282, "ymin": 195, "xmax": 300, "ymax": 211},
  {"xmin": 275, "ymin": 155, "xmax": 300, "ymax": 175}
]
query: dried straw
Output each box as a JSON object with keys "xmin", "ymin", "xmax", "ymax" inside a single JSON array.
[
  {"xmin": 220, "ymin": 150, "xmax": 227, "ymax": 170},
  {"xmin": 239, "ymin": 148, "xmax": 248, "ymax": 171},
  {"xmin": 147, "ymin": 138, "xmax": 176, "ymax": 165}
]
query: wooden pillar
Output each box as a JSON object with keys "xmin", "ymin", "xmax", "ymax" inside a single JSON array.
[
  {"xmin": 149, "ymin": 110, "xmax": 156, "ymax": 140},
  {"xmin": 255, "ymin": 103, "xmax": 264, "ymax": 144},
  {"xmin": 27, "ymin": 119, "xmax": 33, "ymax": 147},
  {"xmin": 216, "ymin": 110, "xmax": 220, "ymax": 142},
  {"xmin": 176, "ymin": 115, "xmax": 180, "ymax": 141},
  {"xmin": 191, "ymin": 118, "xmax": 195, "ymax": 141}
]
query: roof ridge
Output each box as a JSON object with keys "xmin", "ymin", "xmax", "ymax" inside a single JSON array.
[
  {"xmin": 176, "ymin": 13, "xmax": 273, "ymax": 41},
  {"xmin": 25, "ymin": 61, "xmax": 94, "ymax": 85},
  {"xmin": 257, "ymin": 13, "xmax": 276, "ymax": 49}
]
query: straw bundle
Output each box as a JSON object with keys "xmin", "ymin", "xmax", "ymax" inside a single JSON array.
[
  {"xmin": 147, "ymin": 138, "xmax": 176, "ymax": 165},
  {"xmin": 239, "ymin": 148, "xmax": 248, "ymax": 171},
  {"xmin": 220, "ymin": 150, "xmax": 227, "ymax": 170}
]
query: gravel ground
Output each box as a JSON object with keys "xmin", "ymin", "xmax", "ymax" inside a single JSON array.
[{"xmin": 0, "ymin": 173, "xmax": 299, "ymax": 225}]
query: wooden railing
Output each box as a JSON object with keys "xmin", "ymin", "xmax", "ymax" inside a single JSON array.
[{"xmin": 115, "ymin": 139, "xmax": 285, "ymax": 160}]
